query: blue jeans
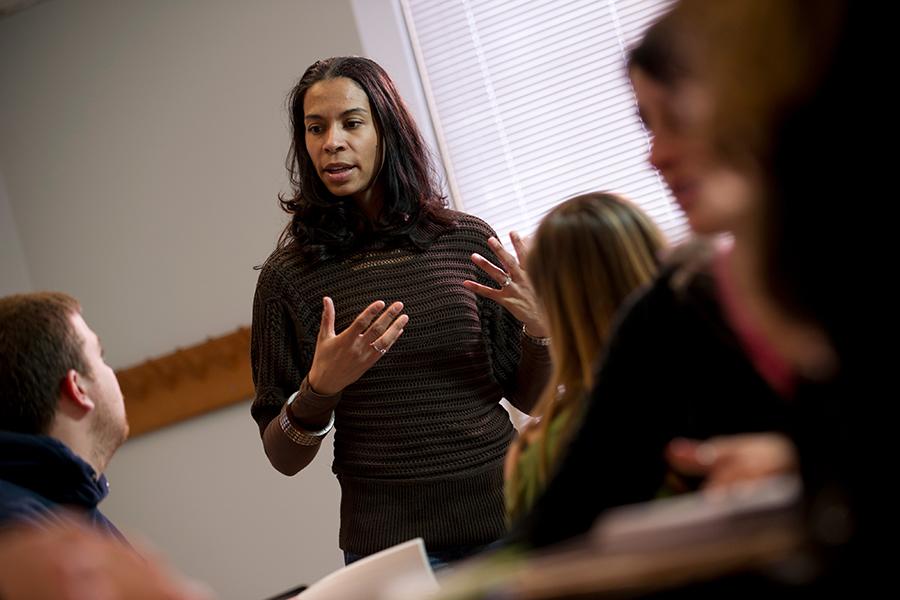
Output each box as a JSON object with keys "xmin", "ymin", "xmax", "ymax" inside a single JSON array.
[{"xmin": 343, "ymin": 541, "xmax": 494, "ymax": 571}]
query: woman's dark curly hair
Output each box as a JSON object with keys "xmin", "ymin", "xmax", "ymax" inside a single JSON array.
[{"xmin": 278, "ymin": 56, "xmax": 453, "ymax": 261}]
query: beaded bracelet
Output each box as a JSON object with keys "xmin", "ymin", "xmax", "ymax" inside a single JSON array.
[{"xmin": 522, "ymin": 324, "xmax": 551, "ymax": 346}]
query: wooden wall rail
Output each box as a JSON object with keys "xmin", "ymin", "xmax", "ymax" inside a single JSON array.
[{"xmin": 115, "ymin": 327, "xmax": 253, "ymax": 437}]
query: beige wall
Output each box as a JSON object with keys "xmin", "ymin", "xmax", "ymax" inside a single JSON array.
[
  {"xmin": 0, "ymin": 1, "xmax": 363, "ymax": 598},
  {"xmin": 104, "ymin": 401, "xmax": 341, "ymax": 600},
  {"xmin": 0, "ymin": 0, "xmax": 354, "ymax": 367},
  {"xmin": 0, "ymin": 170, "xmax": 32, "ymax": 296}
]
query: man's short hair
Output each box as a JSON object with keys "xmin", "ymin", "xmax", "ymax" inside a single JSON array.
[{"xmin": 0, "ymin": 292, "xmax": 90, "ymax": 434}]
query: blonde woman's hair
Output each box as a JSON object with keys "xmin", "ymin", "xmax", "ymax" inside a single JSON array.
[{"xmin": 508, "ymin": 192, "xmax": 665, "ymax": 517}]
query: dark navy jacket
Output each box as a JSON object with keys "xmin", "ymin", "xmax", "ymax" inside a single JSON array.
[{"xmin": 0, "ymin": 431, "xmax": 122, "ymax": 538}]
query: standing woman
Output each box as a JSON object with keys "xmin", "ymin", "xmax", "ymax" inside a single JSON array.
[{"xmin": 250, "ymin": 57, "xmax": 551, "ymax": 566}]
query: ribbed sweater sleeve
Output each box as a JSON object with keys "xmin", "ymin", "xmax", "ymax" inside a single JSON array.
[
  {"xmin": 251, "ymin": 263, "xmax": 309, "ymax": 430},
  {"xmin": 251, "ymin": 263, "xmax": 340, "ymax": 474}
]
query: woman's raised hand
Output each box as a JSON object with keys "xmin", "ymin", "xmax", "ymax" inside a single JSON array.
[
  {"xmin": 464, "ymin": 232, "xmax": 549, "ymax": 338},
  {"xmin": 307, "ymin": 297, "xmax": 408, "ymax": 396}
]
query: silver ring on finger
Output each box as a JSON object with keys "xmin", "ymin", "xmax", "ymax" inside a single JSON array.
[
  {"xmin": 501, "ymin": 273, "xmax": 512, "ymax": 288},
  {"xmin": 371, "ymin": 342, "xmax": 387, "ymax": 355}
]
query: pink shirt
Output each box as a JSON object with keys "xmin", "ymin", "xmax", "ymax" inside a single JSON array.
[{"xmin": 713, "ymin": 242, "xmax": 796, "ymax": 399}]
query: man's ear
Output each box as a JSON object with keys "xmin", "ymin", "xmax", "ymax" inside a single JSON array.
[{"xmin": 59, "ymin": 369, "xmax": 94, "ymax": 414}]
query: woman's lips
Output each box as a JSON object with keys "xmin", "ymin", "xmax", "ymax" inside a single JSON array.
[{"xmin": 323, "ymin": 164, "xmax": 355, "ymax": 183}]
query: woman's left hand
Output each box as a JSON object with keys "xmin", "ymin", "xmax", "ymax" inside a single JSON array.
[
  {"xmin": 665, "ymin": 433, "xmax": 799, "ymax": 492},
  {"xmin": 463, "ymin": 232, "xmax": 549, "ymax": 338}
]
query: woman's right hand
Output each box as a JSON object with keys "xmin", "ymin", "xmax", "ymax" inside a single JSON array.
[{"xmin": 307, "ymin": 296, "xmax": 408, "ymax": 396}]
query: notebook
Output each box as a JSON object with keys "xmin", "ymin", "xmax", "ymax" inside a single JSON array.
[{"xmin": 293, "ymin": 537, "xmax": 438, "ymax": 600}]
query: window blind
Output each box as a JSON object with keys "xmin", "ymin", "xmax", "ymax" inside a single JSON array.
[{"xmin": 400, "ymin": 0, "xmax": 687, "ymax": 243}]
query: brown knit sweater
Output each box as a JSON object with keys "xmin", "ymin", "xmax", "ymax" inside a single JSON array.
[{"xmin": 250, "ymin": 211, "xmax": 551, "ymax": 555}]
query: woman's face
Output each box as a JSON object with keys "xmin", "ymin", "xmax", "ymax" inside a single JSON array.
[
  {"xmin": 630, "ymin": 67, "xmax": 751, "ymax": 235},
  {"xmin": 303, "ymin": 77, "xmax": 382, "ymax": 208}
]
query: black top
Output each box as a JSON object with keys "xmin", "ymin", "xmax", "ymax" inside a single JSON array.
[
  {"xmin": 0, "ymin": 431, "xmax": 122, "ymax": 538},
  {"xmin": 515, "ymin": 263, "xmax": 790, "ymax": 547},
  {"xmin": 251, "ymin": 211, "xmax": 551, "ymax": 554}
]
